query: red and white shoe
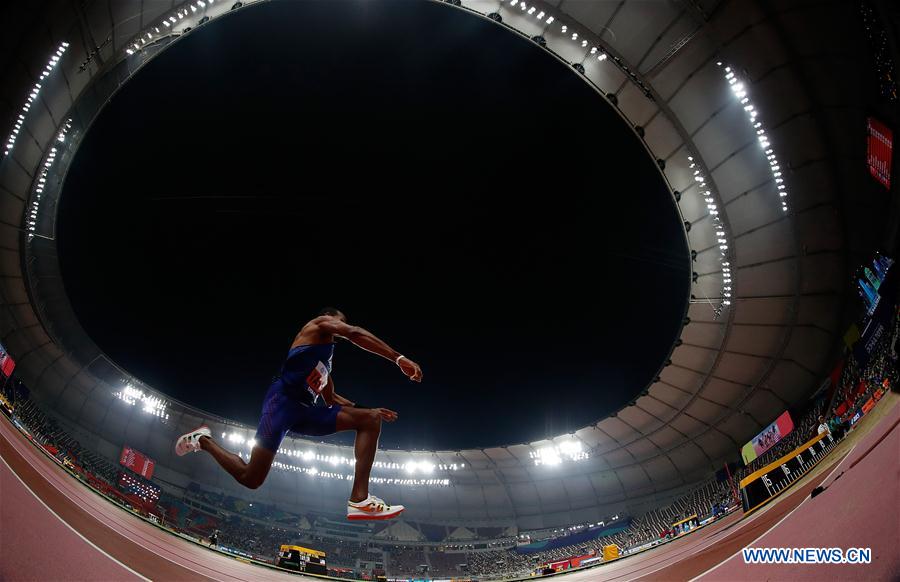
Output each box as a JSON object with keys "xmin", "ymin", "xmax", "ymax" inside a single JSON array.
[
  {"xmin": 175, "ymin": 425, "xmax": 211, "ymax": 456},
  {"xmin": 347, "ymin": 494, "xmax": 405, "ymax": 521}
]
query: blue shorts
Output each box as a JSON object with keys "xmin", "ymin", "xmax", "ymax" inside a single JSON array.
[{"xmin": 254, "ymin": 380, "xmax": 342, "ymax": 452}]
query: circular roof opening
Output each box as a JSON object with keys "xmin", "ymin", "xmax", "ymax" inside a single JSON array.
[{"xmin": 58, "ymin": 0, "xmax": 689, "ymax": 450}]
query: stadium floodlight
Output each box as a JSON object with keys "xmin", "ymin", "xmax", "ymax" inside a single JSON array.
[
  {"xmin": 6, "ymin": 43, "xmax": 68, "ymax": 156},
  {"xmin": 598, "ymin": 53, "xmax": 607, "ymax": 61},
  {"xmin": 720, "ymin": 61, "xmax": 789, "ymax": 212},
  {"xmin": 558, "ymin": 440, "xmax": 581, "ymax": 455}
]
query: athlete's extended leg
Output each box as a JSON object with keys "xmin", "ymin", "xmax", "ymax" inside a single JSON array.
[
  {"xmin": 335, "ymin": 406, "xmax": 404, "ymax": 520},
  {"xmin": 199, "ymin": 437, "xmax": 275, "ymax": 489},
  {"xmin": 336, "ymin": 407, "xmax": 382, "ymax": 502}
]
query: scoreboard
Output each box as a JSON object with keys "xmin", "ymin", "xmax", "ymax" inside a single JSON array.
[
  {"xmin": 867, "ymin": 117, "xmax": 892, "ymax": 189},
  {"xmin": 739, "ymin": 432, "xmax": 837, "ymax": 514},
  {"xmin": 0, "ymin": 342, "xmax": 16, "ymax": 378},
  {"xmin": 119, "ymin": 446, "xmax": 155, "ymax": 479}
]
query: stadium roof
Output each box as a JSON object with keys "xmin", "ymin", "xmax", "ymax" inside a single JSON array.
[{"xmin": 0, "ymin": 0, "xmax": 887, "ymax": 528}]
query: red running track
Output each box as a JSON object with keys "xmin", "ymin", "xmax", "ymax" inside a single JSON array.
[
  {"xmin": 0, "ymin": 413, "xmax": 305, "ymax": 581},
  {"xmin": 1, "ymin": 396, "xmax": 897, "ymax": 582}
]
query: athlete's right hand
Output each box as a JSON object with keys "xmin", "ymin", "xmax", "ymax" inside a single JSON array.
[
  {"xmin": 398, "ymin": 357, "xmax": 423, "ymax": 382},
  {"xmin": 373, "ymin": 408, "xmax": 399, "ymax": 422}
]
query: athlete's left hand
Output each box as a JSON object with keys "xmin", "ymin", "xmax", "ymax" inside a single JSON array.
[
  {"xmin": 398, "ymin": 357, "xmax": 423, "ymax": 382},
  {"xmin": 373, "ymin": 408, "xmax": 399, "ymax": 422}
]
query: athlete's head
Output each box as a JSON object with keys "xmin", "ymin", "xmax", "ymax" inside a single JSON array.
[{"xmin": 318, "ymin": 306, "xmax": 347, "ymax": 323}]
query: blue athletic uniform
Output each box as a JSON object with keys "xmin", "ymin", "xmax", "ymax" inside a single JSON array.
[{"xmin": 254, "ymin": 343, "xmax": 342, "ymax": 452}]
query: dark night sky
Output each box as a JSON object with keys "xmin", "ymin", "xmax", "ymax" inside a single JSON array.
[{"xmin": 58, "ymin": 0, "xmax": 689, "ymax": 450}]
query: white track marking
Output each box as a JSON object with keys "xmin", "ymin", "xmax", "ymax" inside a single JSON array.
[
  {"xmin": 0, "ymin": 454, "xmax": 151, "ymax": 582},
  {"xmin": 687, "ymin": 444, "xmax": 857, "ymax": 582},
  {"xmin": 1, "ymin": 421, "xmax": 221, "ymax": 581}
]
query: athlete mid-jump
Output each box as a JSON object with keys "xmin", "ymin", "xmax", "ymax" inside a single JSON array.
[{"xmin": 175, "ymin": 308, "xmax": 423, "ymax": 520}]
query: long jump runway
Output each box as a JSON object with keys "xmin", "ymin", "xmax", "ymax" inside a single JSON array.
[{"xmin": 1, "ymin": 396, "xmax": 897, "ymax": 581}]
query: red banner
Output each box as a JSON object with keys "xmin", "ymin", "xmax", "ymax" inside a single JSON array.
[
  {"xmin": 119, "ymin": 446, "xmax": 155, "ymax": 479},
  {"xmin": 861, "ymin": 397, "xmax": 876, "ymax": 415},
  {"xmin": 0, "ymin": 343, "xmax": 15, "ymax": 378},
  {"xmin": 867, "ymin": 117, "xmax": 893, "ymax": 189}
]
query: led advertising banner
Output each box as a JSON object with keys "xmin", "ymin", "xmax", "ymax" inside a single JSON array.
[
  {"xmin": 740, "ymin": 432, "xmax": 837, "ymax": 513},
  {"xmin": 119, "ymin": 446, "xmax": 156, "ymax": 479},
  {"xmin": 0, "ymin": 342, "xmax": 16, "ymax": 378},
  {"xmin": 741, "ymin": 411, "xmax": 794, "ymax": 465},
  {"xmin": 867, "ymin": 117, "xmax": 892, "ymax": 189}
]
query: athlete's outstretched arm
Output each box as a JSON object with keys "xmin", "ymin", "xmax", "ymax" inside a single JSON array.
[{"xmin": 318, "ymin": 319, "xmax": 423, "ymax": 382}]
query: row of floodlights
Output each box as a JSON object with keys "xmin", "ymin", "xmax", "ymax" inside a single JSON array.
[
  {"xmin": 505, "ymin": 0, "xmax": 609, "ymax": 62},
  {"xmin": 688, "ymin": 154, "xmax": 732, "ymax": 308},
  {"xmin": 528, "ymin": 440, "xmax": 588, "ymax": 466},
  {"xmin": 254, "ymin": 454, "xmax": 450, "ymax": 486},
  {"xmin": 721, "ymin": 64, "xmax": 789, "ymax": 213},
  {"xmin": 226, "ymin": 432, "xmax": 591, "ymax": 470},
  {"xmin": 114, "ymin": 384, "xmax": 170, "ymax": 420},
  {"xmin": 126, "ymin": 1, "xmax": 216, "ymax": 55},
  {"xmin": 5, "ymin": 42, "xmax": 69, "ymax": 156},
  {"xmin": 26, "ymin": 119, "xmax": 72, "ymax": 237},
  {"xmin": 222, "ymin": 432, "xmax": 465, "ymax": 474}
]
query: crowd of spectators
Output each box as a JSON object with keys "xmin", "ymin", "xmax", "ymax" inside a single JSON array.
[{"xmin": 382, "ymin": 545, "xmax": 428, "ymax": 577}]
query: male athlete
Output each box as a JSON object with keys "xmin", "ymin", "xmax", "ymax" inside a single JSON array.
[{"xmin": 174, "ymin": 308, "xmax": 423, "ymax": 520}]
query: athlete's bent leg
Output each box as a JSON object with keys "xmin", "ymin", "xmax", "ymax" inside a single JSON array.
[
  {"xmin": 199, "ymin": 437, "xmax": 275, "ymax": 489},
  {"xmin": 336, "ymin": 407, "xmax": 382, "ymax": 502}
]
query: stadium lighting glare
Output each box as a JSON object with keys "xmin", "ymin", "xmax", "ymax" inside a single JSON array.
[
  {"xmin": 720, "ymin": 62, "xmax": 788, "ymax": 213},
  {"xmin": 558, "ymin": 440, "xmax": 582, "ymax": 455},
  {"xmin": 113, "ymin": 384, "xmax": 169, "ymax": 420},
  {"xmin": 530, "ymin": 441, "xmax": 586, "ymax": 466}
]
